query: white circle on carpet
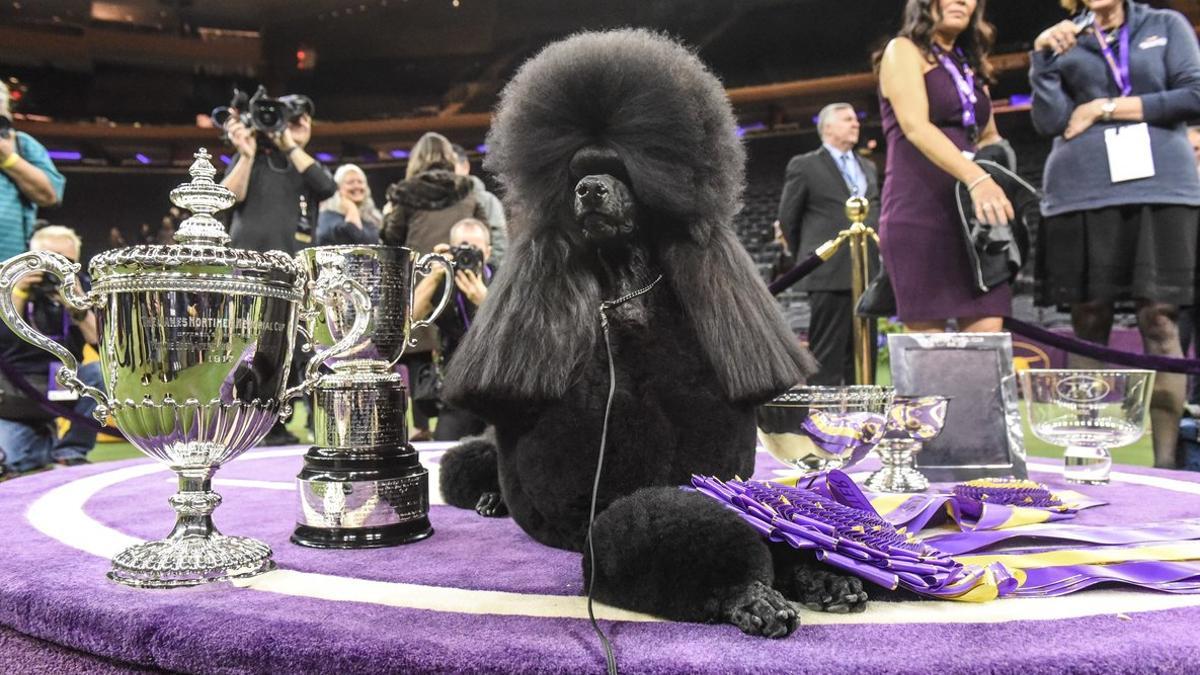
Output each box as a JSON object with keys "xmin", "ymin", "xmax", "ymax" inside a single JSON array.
[{"xmin": 24, "ymin": 449, "xmax": 1200, "ymax": 625}]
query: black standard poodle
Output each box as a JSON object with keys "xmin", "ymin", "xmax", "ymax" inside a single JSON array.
[{"xmin": 439, "ymin": 29, "xmax": 869, "ymax": 637}]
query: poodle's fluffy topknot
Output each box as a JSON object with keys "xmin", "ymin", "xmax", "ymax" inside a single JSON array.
[
  {"xmin": 482, "ymin": 29, "xmax": 746, "ymax": 242},
  {"xmin": 443, "ymin": 29, "xmax": 814, "ymax": 408}
]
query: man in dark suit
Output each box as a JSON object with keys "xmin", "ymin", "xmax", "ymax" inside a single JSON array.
[{"xmin": 777, "ymin": 103, "xmax": 880, "ymax": 385}]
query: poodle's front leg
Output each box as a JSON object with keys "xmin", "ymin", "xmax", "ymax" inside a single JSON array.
[
  {"xmin": 583, "ymin": 486, "xmax": 799, "ymax": 638},
  {"xmin": 439, "ymin": 434, "xmax": 508, "ymax": 518},
  {"xmin": 772, "ymin": 547, "xmax": 869, "ymax": 613}
]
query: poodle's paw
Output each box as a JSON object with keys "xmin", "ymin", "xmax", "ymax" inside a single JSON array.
[
  {"xmin": 475, "ymin": 491, "xmax": 508, "ymax": 518},
  {"xmin": 794, "ymin": 568, "xmax": 868, "ymax": 614},
  {"xmin": 720, "ymin": 581, "xmax": 799, "ymax": 638}
]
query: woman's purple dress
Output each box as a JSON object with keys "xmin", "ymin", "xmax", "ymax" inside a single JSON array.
[{"xmin": 879, "ymin": 65, "xmax": 1012, "ymax": 323}]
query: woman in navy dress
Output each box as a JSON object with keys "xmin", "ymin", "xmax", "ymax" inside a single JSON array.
[{"xmin": 877, "ymin": 0, "xmax": 1014, "ymax": 331}]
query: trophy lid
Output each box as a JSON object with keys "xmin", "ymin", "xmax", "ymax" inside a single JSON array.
[
  {"xmin": 170, "ymin": 148, "xmax": 234, "ymax": 247},
  {"xmin": 89, "ymin": 148, "xmax": 302, "ymax": 286}
]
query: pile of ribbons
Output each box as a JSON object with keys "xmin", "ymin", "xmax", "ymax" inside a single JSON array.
[{"xmin": 692, "ymin": 472, "xmax": 1200, "ymax": 600}]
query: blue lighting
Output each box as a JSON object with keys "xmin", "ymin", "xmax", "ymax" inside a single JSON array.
[
  {"xmin": 475, "ymin": 144, "xmax": 488, "ymax": 154},
  {"xmin": 1009, "ymin": 93, "xmax": 1032, "ymax": 106},
  {"xmin": 315, "ymin": 152, "xmax": 335, "ymax": 162},
  {"xmin": 47, "ymin": 150, "xmax": 82, "ymax": 161},
  {"xmin": 390, "ymin": 149, "xmax": 410, "ymax": 159},
  {"xmin": 219, "ymin": 154, "xmax": 232, "ymax": 165},
  {"xmin": 135, "ymin": 153, "xmax": 151, "ymax": 165},
  {"xmin": 735, "ymin": 122, "xmax": 766, "ymax": 138}
]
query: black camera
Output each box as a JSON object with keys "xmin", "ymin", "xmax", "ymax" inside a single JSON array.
[
  {"xmin": 449, "ymin": 244, "xmax": 483, "ymax": 274},
  {"xmin": 0, "ymin": 115, "xmax": 11, "ymax": 140},
  {"xmin": 29, "ymin": 274, "xmax": 61, "ymax": 299},
  {"xmin": 211, "ymin": 86, "xmax": 314, "ymax": 137}
]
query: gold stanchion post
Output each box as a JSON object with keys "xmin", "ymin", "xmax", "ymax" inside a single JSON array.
[{"xmin": 844, "ymin": 196, "xmax": 876, "ymax": 385}]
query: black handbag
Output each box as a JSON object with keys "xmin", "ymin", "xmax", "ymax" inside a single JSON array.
[
  {"xmin": 410, "ymin": 358, "xmax": 443, "ymax": 405},
  {"xmin": 954, "ymin": 158, "xmax": 1039, "ymax": 295},
  {"xmin": 856, "ymin": 260, "xmax": 897, "ymax": 318}
]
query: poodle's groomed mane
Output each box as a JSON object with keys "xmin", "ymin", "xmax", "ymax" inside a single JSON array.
[{"xmin": 443, "ymin": 29, "xmax": 814, "ymax": 409}]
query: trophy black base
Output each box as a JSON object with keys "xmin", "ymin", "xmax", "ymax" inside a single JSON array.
[
  {"xmin": 292, "ymin": 445, "xmax": 433, "ymax": 550},
  {"xmin": 291, "ymin": 519, "xmax": 433, "ymax": 549}
]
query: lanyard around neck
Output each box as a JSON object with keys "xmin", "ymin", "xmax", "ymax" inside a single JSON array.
[
  {"xmin": 933, "ymin": 45, "xmax": 978, "ymax": 133},
  {"xmin": 1093, "ymin": 22, "xmax": 1132, "ymax": 96}
]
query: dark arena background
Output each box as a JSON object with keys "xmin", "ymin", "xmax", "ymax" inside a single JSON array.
[
  {"xmin": 7, "ymin": 0, "xmax": 1191, "ymax": 331},
  {"xmin": 7, "ymin": 2, "xmax": 1200, "ymax": 674}
]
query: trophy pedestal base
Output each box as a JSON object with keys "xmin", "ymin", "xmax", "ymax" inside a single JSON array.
[
  {"xmin": 863, "ymin": 467, "xmax": 930, "ymax": 493},
  {"xmin": 292, "ymin": 446, "xmax": 433, "ymax": 549},
  {"xmin": 108, "ymin": 534, "xmax": 276, "ymax": 589},
  {"xmin": 291, "ymin": 518, "xmax": 434, "ymax": 549}
]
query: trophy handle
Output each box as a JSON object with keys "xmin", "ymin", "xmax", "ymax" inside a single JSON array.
[
  {"xmin": 408, "ymin": 252, "xmax": 455, "ymax": 346},
  {"xmin": 0, "ymin": 251, "xmax": 109, "ymax": 418},
  {"xmin": 282, "ymin": 255, "xmax": 374, "ymax": 402}
]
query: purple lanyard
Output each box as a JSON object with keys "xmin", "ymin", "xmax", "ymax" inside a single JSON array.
[
  {"xmin": 1093, "ymin": 23, "xmax": 1133, "ymax": 96},
  {"xmin": 455, "ymin": 265, "xmax": 492, "ymax": 330},
  {"xmin": 933, "ymin": 46, "xmax": 978, "ymax": 132}
]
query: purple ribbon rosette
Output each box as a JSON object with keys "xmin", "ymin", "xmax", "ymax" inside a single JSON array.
[{"xmin": 691, "ymin": 475, "xmax": 1016, "ymax": 601}]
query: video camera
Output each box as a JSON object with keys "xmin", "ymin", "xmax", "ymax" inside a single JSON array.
[
  {"xmin": 211, "ymin": 86, "xmax": 314, "ymax": 138},
  {"xmin": 449, "ymin": 244, "xmax": 484, "ymax": 274}
]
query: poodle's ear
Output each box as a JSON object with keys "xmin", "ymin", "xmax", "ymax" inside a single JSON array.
[
  {"xmin": 441, "ymin": 228, "xmax": 601, "ymax": 414},
  {"xmin": 661, "ymin": 225, "xmax": 816, "ymax": 404}
]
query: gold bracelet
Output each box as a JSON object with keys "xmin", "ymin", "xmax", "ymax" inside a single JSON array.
[
  {"xmin": 12, "ymin": 287, "xmax": 28, "ymax": 300},
  {"xmin": 0, "ymin": 153, "xmax": 19, "ymax": 170},
  {"xmin": 967, "ymin": 173, "xmax": 992, "ymax": 192}
]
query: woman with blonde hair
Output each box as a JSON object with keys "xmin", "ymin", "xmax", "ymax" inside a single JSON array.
[
  {"xmin": 383, "ymin": 132, "xmax": 486, "ymax": 251},
  {"xmin": 1031, "ymin": 0, "xmax": 1200, "ymax": 468},
  {"xmin": 317, "ymin": 163, "xmax": 382, "ymax": 245}
]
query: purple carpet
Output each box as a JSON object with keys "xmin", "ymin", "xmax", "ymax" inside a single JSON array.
[{"xmin": 2, "ymin": 447, "xmax": 1200, "ymax": 674}]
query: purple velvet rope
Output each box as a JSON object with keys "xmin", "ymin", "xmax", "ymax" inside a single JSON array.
[
  {"xmin": 1004, "ymin": 316, "xmax": 1200, "ymax": 375},
  {"xmin": 0, "ymin": 351, "xmax": 120, "ymax": 437},
  {"xmin": 767, "ymin": 250, "xmax": 827, "ymax": 295}
]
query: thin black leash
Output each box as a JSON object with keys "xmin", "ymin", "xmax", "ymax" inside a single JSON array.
[{"xmin": 586, "ymin": 272, "xmax": 663, "ymax": 675}]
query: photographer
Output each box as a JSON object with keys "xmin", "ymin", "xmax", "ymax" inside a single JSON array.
[
  {"xmin": 412, "ymin": 218, "xmax": 493, "ymax": 441},
  {"xmin": 0, "ymin": 226, "xmax": 102, "ymax": 477},
  {"xmin": 219, "ymin": 91, "xmax": 336, "ymax": 256},
  {"xmin": 0, "ymin": 80, "xmax": 65, "ymax": 262},
  {"xmin": 219, "ymin": 90, "xmax": 334, "ymax": 446}
]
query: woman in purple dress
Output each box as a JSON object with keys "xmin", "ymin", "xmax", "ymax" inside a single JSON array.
[{"xmin": 876, "ymin": 0, "xmax": 1014, "ymax": 332}]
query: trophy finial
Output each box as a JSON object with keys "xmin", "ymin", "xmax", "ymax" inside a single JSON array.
[{"xmin": 171, "ymin": 147, "xmax": 235, "ymax": 246}]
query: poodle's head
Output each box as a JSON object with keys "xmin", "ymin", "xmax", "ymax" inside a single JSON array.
[
  {"xmin": 483, "ymin": 28, "xmax": 744, "ymax": 248},
  {"xmin": 570, "ymin": 147, "xmax": 638, "ymax": 249}
]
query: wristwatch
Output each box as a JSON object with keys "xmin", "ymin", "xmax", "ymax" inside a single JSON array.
[{"xmin": 1100, "ymin": 98, "xmax": 1117, "ymax": 122}]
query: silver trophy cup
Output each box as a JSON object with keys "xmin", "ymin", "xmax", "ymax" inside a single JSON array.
[
  {"xmin": 291, "ymin": 244, "xmax": 453, "ymax": 548},
  {"xmin": 0, "ymin": 150, "xmax": 370, "ymax": 587}
]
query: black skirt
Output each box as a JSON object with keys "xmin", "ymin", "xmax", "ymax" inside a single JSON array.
[{"xmin": 1036, "ymin": 204, "xmax": 1199, "ymax": 307}]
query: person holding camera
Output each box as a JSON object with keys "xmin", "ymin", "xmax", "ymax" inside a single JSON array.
[
  {"xmin": 383, "ymin": 132, "xmax": 487, "ymax": 441},
  {"xmin": 0, "ymin": 226, "xmax": 103, "ymax": 477},
  {"xmin": 316, "ymin": 163, "xmax": 381, "ymax": 246},
  {"xmin": 219, "ymin": 91, "xmax": 336, "ymax": 256},
  {"xmin": 0, "ymin": 80, "xmax": 65, "ymax": 262},
  {"xmin": 411, "ymin": 218, "xmax": 494, "ymax": 441}
]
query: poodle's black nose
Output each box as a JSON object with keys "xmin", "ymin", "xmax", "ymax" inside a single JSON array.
[{"xmin": 575, "ymin": 176, "xmax": 610, "ymax": 206}]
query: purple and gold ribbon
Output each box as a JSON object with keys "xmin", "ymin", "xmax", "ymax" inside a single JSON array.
[
  {"xmin": 798, "ymin": 410, "xmax": 885, "ymax": 466},
  {"xmin": 691, "ymin": 475, "xmax": 1014, "ymax": 602},
  {"xmin": 693, "ymin": 474, "xmax": 1200, "ymax": 602}
]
